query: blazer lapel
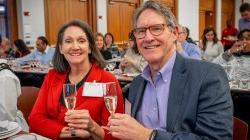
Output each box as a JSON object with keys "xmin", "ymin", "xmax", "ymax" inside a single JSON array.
[
  {"xmin": 131, "ymin": 77, "xmax": 147, "ymax": 118},
  {"xmin": 167, "ymin": 53, "xmax": 188, "ymax": 132}
]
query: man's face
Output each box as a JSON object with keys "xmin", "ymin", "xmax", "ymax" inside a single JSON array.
[
  {"xmin": 36, "ymin": 39, "xmax": 46, "ymax": 53},
  {"xmin": 241, "ymin": 10, "xmax": 250, "ymax": 20},
  {"xmin": 177, "ymin": 27, "xmax": 187, "ymax": 43},
  {"xmin": 135, "ymin": 9, "xmax": 177, "ymax": 66}
]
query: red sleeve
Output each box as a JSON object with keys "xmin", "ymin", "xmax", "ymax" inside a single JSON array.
[{"xmin": 28, "ymin": 72, "xmax": 64, "ymax": 139}]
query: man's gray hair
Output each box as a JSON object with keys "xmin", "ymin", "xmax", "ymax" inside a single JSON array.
[{"xmin": 132, "ymin": 0, "xmax": 178, "ymax": 31}]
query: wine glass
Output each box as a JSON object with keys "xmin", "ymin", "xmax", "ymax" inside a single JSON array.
[
  {"xmin": 63, "ymin": 83, "xmax": 77, "ymax": 136},
  {"xmin": 103, "ymin": 82, "xmax": 117, "ymax": 118},
  {"xmin": 63, "ymin": 83, "xmax": 77, "ymax": 110}
]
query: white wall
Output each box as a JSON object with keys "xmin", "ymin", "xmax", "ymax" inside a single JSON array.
[
  {"xmin": 16, "ymin": 0, "xmax": 45, "ymax": 46},
  {"xmin": 178, "ymin": 0, "xmax": 199, "ymax": 41},
  {"xmin": 96, "ymin": 0, "xmax": 107, "ymax": 34},
  {"xmin": 216, "ymin": 0, "xmax": 222, "ymax": 39}
]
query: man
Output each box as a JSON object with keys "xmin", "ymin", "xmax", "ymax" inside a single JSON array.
[
  {"xmin": 15, "ymin": 36, "xmax": 55, "ymax": 65},
  {"xmin": 108, "ymin": 1, "xmax": 233, "ymax": 140},
  {"xmin": 15, "ymin": 36, "xmax": 55, "ymax": 87},
  {"xmin": 176, "ymin": 25, "xmax": 201, "ymax": 60},
  {"xmin": 238, "ymin": 2, "xmax": 250, "ymax": 31},
  {"xmin": 221, "ymin": 19, "xmax": 238, "ymax": 51}
]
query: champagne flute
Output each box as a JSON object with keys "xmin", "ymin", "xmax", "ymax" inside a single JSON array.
[
  {"xmin": 63, "ymin": 83, "xmax": 77, "ymax": 136},
  {"xmin": 103, "ymin": 82, "xmax": 117, "ymax": 118},
  {"xmin": 63, "ymin": 84, "xmax": 77, "ymax": 110}
]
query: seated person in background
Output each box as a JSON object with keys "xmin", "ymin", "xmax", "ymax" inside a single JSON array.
[
  {"xmin": 238, "ymin": 2, "xmax": 250, "ymax": 31},
  {"xmin": 119, "ymin": 31, "xmax": 147, "ymax": 76},
  {"xmin": 104, "ymin": 32, "xmax": 120, "ymax": 58},
  {"xmin": 0, "ymin": 38, "xmax": 15, "ymax": 58},
  {"xmin": 0, "ymin": 59, "xmax": 29, "ymax": 132},
  {"xmin": 95, "ymin": 32, "xmax": 112, "ymax": 60},
  {"xmin": 200, "ymin": 27, "xmax": 224, "ymax": 62},
  {"xmin": 13, "ymin": 39, "xmax": 31, "ymax": 58},
  {"xmin": 176, "ymin": 25, "xmax": 201, "ymax": 60},
  {"xmin": 185, "ymin": 26, "xmax": 197, "ymax": 45},
  {"xmin": 221, "ymin": 19, "xmax": 238, "ymax": 51},
  {"xmin": 15, "ymin": 36, "xmax": 55, "ymax": 65},
  {"xmin": 213, "ymin": 28, "xmax": 250, "ymax": 64},
  {"xmin": 29, "ymin": 20, "xmax": 124, "ymax": 139},
  {"xmin": 109, "ymin": 1, "xmax": 233, "ymax": 140}
]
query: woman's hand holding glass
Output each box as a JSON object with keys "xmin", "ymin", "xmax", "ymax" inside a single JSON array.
[
  {"xmin": 62, "ymin": 84, "xmax": 78, "ymax": 138},
  {"xmin": 63, "ymin": 109, "xmax": 97, "ymax": 138}
]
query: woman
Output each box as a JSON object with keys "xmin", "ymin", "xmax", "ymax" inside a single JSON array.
[
  {"xmin": 95, "ymin": 33, "xmax": 112, "ymax": 60},
  {"xmin": 119, "ymin": 31, "xmax": 146, "ymax": 75},
  {"xmin": 13, "ymin": 39, "xmax": 31, "ymax": 58},
  {"xmin": 104, "ymin": 33, "xmax": 120, "ymax": 58},
  {"xmin": 0, "ymin": 38, "xmax": 15, "ymax": 58},
  {"xmin": 200, "ymin": 27, "xmax": 224, "ymax": 62},
  {"xmin": 29, "ymin": 20, "xmax": 124, "ymax": 139}
]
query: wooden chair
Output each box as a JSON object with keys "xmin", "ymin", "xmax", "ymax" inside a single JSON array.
[
  {"xmin": 17, "ymin": 86, "xmax": 40, "ymax": 123},
  {"xmin": 233, "ymin": 117, "xmax": 248, "ymax": 140}
]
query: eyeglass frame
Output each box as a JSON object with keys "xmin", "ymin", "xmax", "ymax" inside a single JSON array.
[{"xmin": 133, "ymin": 24, "xmax": 171, "ymax": 39}]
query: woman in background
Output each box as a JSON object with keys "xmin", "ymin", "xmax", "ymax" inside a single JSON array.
[
  {"xmin": 119, "ymin": 31, "xmax": 147, "ymax": 75},
  {"xmin": 95, "ymin": 32, "xmax": 112, "ymax": 60},
  {"xmin": 13, "ymin": 39, "xmax": 31, "ymax": 58},
  {"xmin": 29, "ymin": 20, "xmax": 124, "ymax": 139},
  {"xmin": 104, "ymin": 32, "xmax": 120, "ymax": 58},
  {"xmin": 200, "ymin": 27, "xmax": 224, "ymax": 62}
]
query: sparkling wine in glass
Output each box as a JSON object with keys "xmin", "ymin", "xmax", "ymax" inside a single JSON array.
[
  {"xmin": 103, "ymin": 82, "xmax": 117, "ymax": 118},
  {"xmin": 63, "ymin": 84, "xmax": 77, "ymax": 110}
]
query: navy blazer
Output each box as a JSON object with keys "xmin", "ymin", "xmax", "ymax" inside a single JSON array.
[{"xmin": 128, "ymin": 53, "xmax": 233, "ymax": 140}]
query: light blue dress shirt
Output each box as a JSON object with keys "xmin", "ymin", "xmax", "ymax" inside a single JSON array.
[
  {"xmin": 136, "ymin": 52, "xmax": 176, "ymax": 131},
  {"xmin": 238, "ymin": 18, "xmax": 250, "ymax": 31},
  {"xmin": 181, "ymin": 41, "xmax": 201, "ymax": 60},
  {"xmin": 15, "ymin": 46, "xmax": 55, "ymax": 65}
]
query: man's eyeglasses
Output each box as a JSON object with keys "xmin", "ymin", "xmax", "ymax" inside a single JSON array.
[{"xmin": 133, "ymin": 24, "xmax": 166, "ymax": 39}]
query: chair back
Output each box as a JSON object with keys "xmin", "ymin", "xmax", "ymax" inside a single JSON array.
[
  {"xmin": 233, "ymin": 117, "xmax": 248, "ymax": 140},
  {"xmin": 17, "ymin": 86, "xmax": 40, "ymax": 122}
]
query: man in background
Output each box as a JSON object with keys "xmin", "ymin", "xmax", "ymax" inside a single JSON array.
[
  {"xmin": 15, "ymin": 36, "xmax": 55, "ymax": 65},
  {"xmin": 176, "ymin": 25, "xmax": 201, "ymax": 60},
  {"xmin": 221, "ymin": 19, "xmax": 238, "ymax": 51},
  {"xmin": 238, "ymin": 2, "xmax": 250, "ymax": 31}
]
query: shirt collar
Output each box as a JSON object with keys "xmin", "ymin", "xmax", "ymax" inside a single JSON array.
[{"xmin": 142, "ymin": 52, "xmax": 176, "ymax": 82}]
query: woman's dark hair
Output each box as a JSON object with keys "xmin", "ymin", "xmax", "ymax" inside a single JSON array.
[
  {"xmin": 14, "ymin": 39, "xmax": 30, "ymax": 56},
  {"xmin": 53, "ymin": 20, "xmax": 106, "ymax": 73},
  {"xmin": 201, "ymin": 26, "xmax": 218, "ymax": 51},
  {"xmin": 104, "ymin": 32, "xmax": 114, "ymax": 45},
  {"xmin": 240, "ymin": 3, "xmax": 250, "ymax": 13},
  {"xmin": 95, "ymin": 32, "xmax": 105, "ymax": 49},
  {"xmin": 37, "ymin": 36, "xmax": 49, "ymax": 46},
  {"xmin": 128, "ymin": 31, "xmax": 139, "ymax": 54},
  {"xmin": 237, "ymin": 28, "xmax": 250, "ymax": 39}
]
